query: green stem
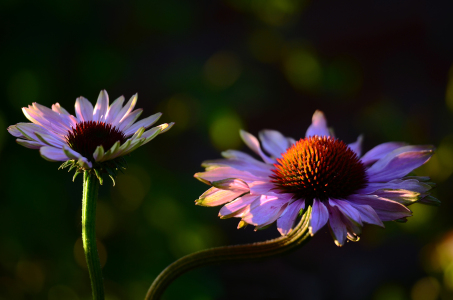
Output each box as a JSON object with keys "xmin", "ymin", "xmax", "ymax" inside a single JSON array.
[
  {"xmin": 145, "ymin": 206, "xmax": 312, "ymax": 300},
  {"xmin": 82, "ymin": 171, "xmax": 104, "ymax": 300}
]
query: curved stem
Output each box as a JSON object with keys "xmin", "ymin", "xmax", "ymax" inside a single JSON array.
[
  {"xmin": 145, "ymin": 206, "xmax": 312, "ymax": 300},
  {"xmin": 82, "ymin": 171, "xmax": 104, "ymax": 300}
]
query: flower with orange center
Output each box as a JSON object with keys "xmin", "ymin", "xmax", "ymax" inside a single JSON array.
[{"xmin": 195, "ymin": 111, "xmax": 438, "ymax": 246}]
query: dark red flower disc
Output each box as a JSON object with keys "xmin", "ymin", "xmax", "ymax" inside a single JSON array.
[
  {"xmin": 66, "ymin": 121, "xmax": 126, "ymax": 161},
  {"xmin": 271, "ymin": 136, "xmax": 367, "ymax": 202}
]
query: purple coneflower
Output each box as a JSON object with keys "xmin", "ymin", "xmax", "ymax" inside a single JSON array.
[
  {"xmin": 195, "ymin": 111, "xmax": 437, "ymax": 246},
  {"xmin": 8, "ymin": 90, "xmax": 173, "ymax": 180}
]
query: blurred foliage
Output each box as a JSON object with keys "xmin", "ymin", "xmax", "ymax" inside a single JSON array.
[{"xmin": 1, "ymin": 0, "xmax": 453, "ymax": 299}]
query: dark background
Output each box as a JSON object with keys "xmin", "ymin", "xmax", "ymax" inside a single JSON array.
[{"xmin": 1, "ymin": 0, "xmax": 452, "ymax": 299}]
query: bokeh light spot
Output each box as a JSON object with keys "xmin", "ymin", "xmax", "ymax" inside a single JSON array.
[
  {"xmin": 283, "ymin": 45, "xmax": 322, "ymax": 92},
  {"xmin": 113, "ymin": 165, "xmax": 151, "ymax": 212},
  {"xmin": 15, "ymin": 261, "xmax": 45, "ymax": 294},
  {"xmin": 248, "ymin": 29, "xmax": 283, "ymax": 63},
  {"xmin": 96, "ymin": 201, "xmax": 116, "ymax": 238},
  {"xmin": 204, "ymin": 52, "xmax": 242, "ymax": 89},
  {"xmin": 415, "ymin": 134, "xmax": 453, "ymax": 182},
  {"xmin": 74, "ymin": 238, "xmax": 107, "ymax": 269},
  {"xmin": 209, "ymin": 110, "xmax": 244, "ymax": 150},
  {"xmin": 374, "ymin": 284, "xmax": 407, "ymax": 300},
  {"xmin": 162, "ymin": 94, "xmax": 199, "ymax": 133},
  {"xmin": 411, "ymin": 277, "xmax": 440, "ymax": 300},
  {"xmin": 8, "ymin": 70, "xmax": 40, "ymax": 107},
  {"xmin": 145, "ymin": 196, "xmax": 184, "ymax": 233},
  {"xmin": 48, "ymin": 285, "xmax": 79, "ymax": 300}
]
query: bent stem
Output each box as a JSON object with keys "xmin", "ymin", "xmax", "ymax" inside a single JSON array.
[
  {"xmin": 82, "ymin": 171, "xmax": 104, "ymax": 300},
  {"xmin": 145, "ymin": 206, "xmax": 313, "ymax": 300}
]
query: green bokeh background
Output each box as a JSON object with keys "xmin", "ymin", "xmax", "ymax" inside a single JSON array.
[{"xmin": 1, "ymin": 0, "xmax": 453, "ymax": 299}]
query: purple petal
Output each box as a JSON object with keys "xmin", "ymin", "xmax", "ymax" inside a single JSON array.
[
  {"xmin": 34, "ymin": 132, "xmax": 66, "ymax": 148},
  {"xmin": 348, "ymin": 135, "xmax": 363, "ymax": 157},
  {"xmin": 75, "ymin": 96, "xmax": 94, "ymax": 122},
  {"xmin": 8, "ymin": 124, "xmax": 25, "ymax": 138},
  {"xmin": 112, "ymin": 94, "xmax": 138, "ymax": 125},
  {"xmin": 347, "ymin": 194, "xmax": 412, "ymax": 221},
  {"xmin": 40, "ymin": 146, "xmax": 70, "ymax": 161},
  {"xmin": 195, "ymin": 167, "xmax": 265, "ymax": 184},
  {"xmin": 239, "ymin": 130, "xmax": 275, "ymax": 164},
  {"xmin": 212, "ymin": 178, "xmax": 250, "ymax": 193},
  {"xmin": 258, "ymin": 129, "xmax": 291, "ymax": 158},
  {"xmin": 361, "ymin": 142, "xmax": 407, "ymax": 165},
  {"xmin": 16, "ymin": 123, "xmax": 64, "ymax": 143},
  {"xmin": 16, "ymin": 139, "xmax": 43, "ymax": 149},
  {"xmin": 219, "ymin": 195, "xmax": 259, "ymax": 218},
  {"xmin": 202, "ymin": 159, "xmax": 272, "ymax": 178},
  {"xmin": 32, "ymin": 103, "xmax": 72, "ymax": 129},
  {"xmin": 51, "ymin": 103, "xmax": 70, "ymax": 115},
  {"xmin": 104, "ymin": 96, "xmax": 125, "ymax": 125},
  {"xmin": 93, "ymin": 90, "xmax": 109, "ymax": 122},
  {"xmin": 329, "ymin": 199, "xmax": 362, "ymax": 226},
  {"xmin": 117, "ymin": 109, "xmax": 143, "ymax": 132},
  {"xmin": 305, "ymin": 110, "xmax": 330, "ymax": 138},
  {"xmin": 367, "ymin": 146, "xmax": 434, "ymax": 182},
  {"xmin": 348, "ymin": 203, "xmax": 383, "ymax": 227},
  {"xmin": 242, "ymin": 196, "xmax": 288, "ymax": 226},
  {"xmin": 277, "ymin": 200, "xmax": 305, "ymax": 235},
  {"xmin": 327, "ymin": 206, "xmax": 347, "ymax": 246},
  {"xmin": 250, "ymin": 181, "xmax": 276, "ymax": 195},
  {"xmin": 22, "ymin": 107, "xmax": 68, "ymax": 135},
  {"xmin": 123, "ymin": 112, "xmax": 162, "ymax": 137},
  {"xmin": 195, "ymin": 187, "xmax": 247, "ymax": 207},
  {"xmin": 357, "ymin": 179, "xmax": 432, "ymax": 194},
  {"xmin": 372, "ymin": 189, "xmax": 421, "ymax": 206},
  {"xmin": 309, "ymin": 199, "xmax": 329, "ymax": 235}
]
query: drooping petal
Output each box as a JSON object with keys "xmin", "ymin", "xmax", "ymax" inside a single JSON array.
[
  {"xmin": 92, "ymin": 90, "xmax": 109, "ymax": 122},
  {"xmin": 16, "ymin": 123, "xmax": 65, "ymax": 143},
  {"xmin": 372, "ymin": 189, "xmax": 421, "ymax": 206},
  {"xmin": 211, "ymin": 178, "xmax": 250, "ymax": 193},
  {"xmin": 348, "ymin": 203, "xmax": 384, "ymax": 227},
  {"xmin": 258, "ymin": 129, "xmax": 291, "ymax": 158},
  {"xmin": 347, "ymin": 194, "xmax": 412, "ymax": 221},
  {"xmin": 367, "ymin": 146, "xmax": 434, "ymax": 182},
  {"xmin": 329, "ymin": 199, "xmax": 362, "ymax": 226},
  {"xmin": 360, "ymin": 142, "xmax": 407, "ymax": 165},
  {"xmin": 305, "ymin": 110, "xmax": 330, "ymax": 138},
  {"xmin": 34, "ymin": 132, "xmax": 66, "ymax": 148},
  {"xmin": 195, "ymin": 167, "xmax": 265, "ymax": 185},
  {"xmin": 239, "ymin": 130, "xmax": 275, "ymax": 164},
  {"xmin": 242, "ymin": 196, "xmax": 288, "ymax": 227},
  {"xmin": 219, "ymin": 195, "xmax": 259, "ymax": 219},
  {"xmin": 202, "ymin": 159, "xmax": 272, "ymax": 178},
  {"xmin": 327, "ymin": 206, "xmax": 347, "ymax": 247},
  {"xmin": 309, "ymin": 199, "xmax": 329, "ymax": 235},
  {"xmin": 357, "ymin": 179, "xmax": 432, "ymax": 194},
  {"xmin": 277, "ymin": 200, "xmax": 305, "ymax": 235},
  {"xmin": 123, "ymin": 112, "xmax": 162, "ymax": 137},
  {"xmin": 16, "ymin": 139, "xmax": 43, "ymax": 149},
  {"xmin": 348, "ymin": 135, "xmax": 363, "ymax": 157},
  {"xmin": 195, "ymin": 187, "xmax": 247, "ymax": 207},
  {"xmin": 40, "ymin": 146, "xmax": 71, "ymax": 161},
  {"xmin": 22, "ymin": 107, "xmax": 67, "ymax": 135},
  {"xmin": 249, "ymin": 181, "xmax": 276, "ymax": 195},
  {"xmin": 75, "ymin": 96, "xmax": 94, "ymax": 122},
  {"xmin": 7, "ymin": 124, "xmax": 24, "ymax": 138}
]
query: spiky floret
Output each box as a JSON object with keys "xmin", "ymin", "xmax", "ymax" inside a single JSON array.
[
  {"xmin": 66, "ymin": 121, "xmax": 126, "ymax": 162},
  {"xmin": 271, "ymin": 136, "xmax": 367, "ymax": 202}
]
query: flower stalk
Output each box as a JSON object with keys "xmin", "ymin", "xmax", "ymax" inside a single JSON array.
[
  {"xmin": 82, "ymin": 171, "xmax": 104, "ymax": 300},
  {"xmin": 145, "ymin": 206, "xmax": 312, "ymax": 300}
]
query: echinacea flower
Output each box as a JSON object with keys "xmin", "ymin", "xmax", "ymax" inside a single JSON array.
[
  {"xmin": 8, "ymin": 90, "xmax": 173, "ymax": 179},
  {"xmin": 195, "ymin": 111, "xmax": 438, "ymax": 246}
]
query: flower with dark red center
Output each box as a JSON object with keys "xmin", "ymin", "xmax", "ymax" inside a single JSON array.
[
  {"xmin": 8, "ymin": 90, "xmax": 173, "ymax": 171},
  {"xmin": 194, "ymin": 110, "xmax": 438, "ymax": 246}
]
